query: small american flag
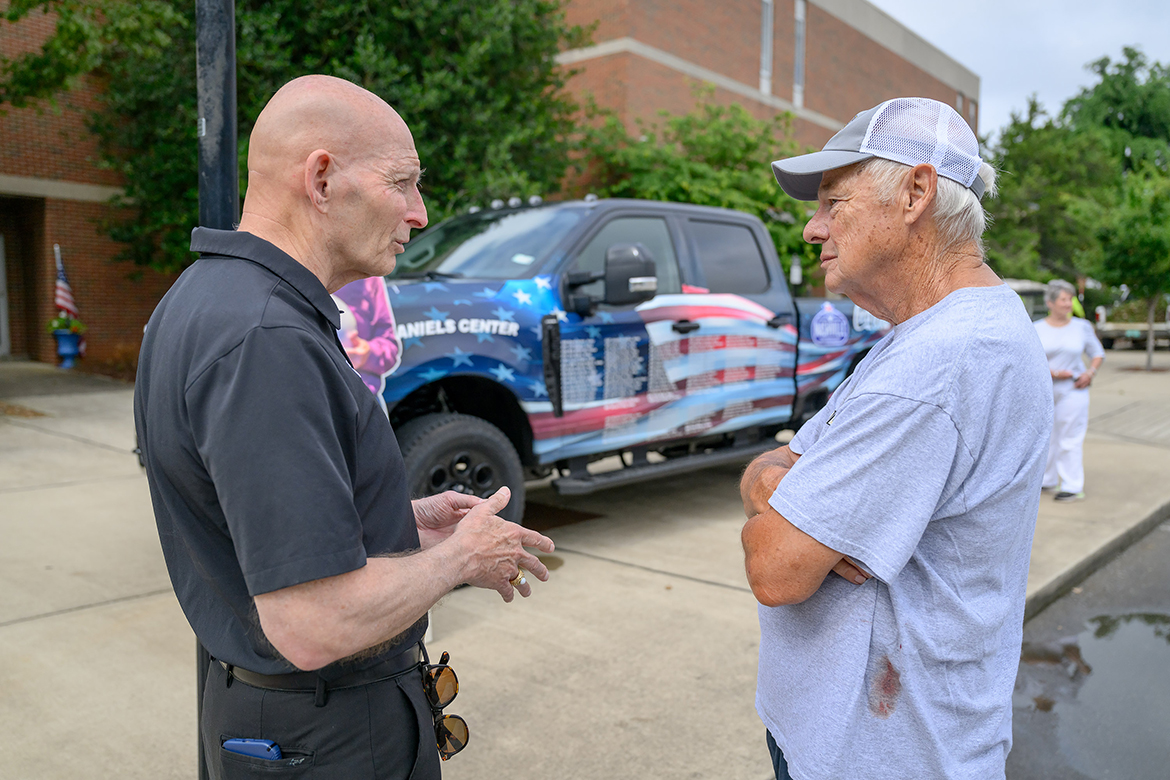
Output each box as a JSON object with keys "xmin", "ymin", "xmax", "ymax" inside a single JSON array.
[
  {"xmin": 53, "ymin": 244, "xmax": 85, "ymax": 356},
  {"xmin": 54, "ymin": 244, "xmax": 79, "ymax": 318}
]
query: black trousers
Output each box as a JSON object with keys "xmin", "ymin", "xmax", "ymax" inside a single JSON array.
[
  {"xmin": 202, "ymin": 659, "xmax": 442, "ymax": 780},
  {"xmin": 766, "ymin": 730, "xmax": 794, "ymax": 780}
]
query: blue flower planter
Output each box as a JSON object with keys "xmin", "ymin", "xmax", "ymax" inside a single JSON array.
[{"xmin": 53, "ymin": 329, "xmax": 81, "ymax": 369}]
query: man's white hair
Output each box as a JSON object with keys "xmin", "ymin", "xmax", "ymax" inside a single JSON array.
[{"xmin": 856, "ymin": 158, "xmax": 998, "ymax": 257}]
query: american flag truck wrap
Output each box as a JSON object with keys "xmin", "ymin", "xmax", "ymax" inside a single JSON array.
[{"xmin": 356, "ymin": 199, "xmax": 886, "ymax": 524}]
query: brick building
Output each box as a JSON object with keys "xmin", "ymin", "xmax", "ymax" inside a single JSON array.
[
  {"xmin": 1, "ymin": 0, "xmax": 976, "ymax": 367},
  {"xmin": 0, "ymin": 8, "xmax": 175, "ymax": 368},
  {"xmin": 559, "ymin": 0, "xmax": 979, "ymax": 147}
]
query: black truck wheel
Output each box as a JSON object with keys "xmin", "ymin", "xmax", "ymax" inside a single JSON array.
[{"xmin": 394, "ymin": 412, "xmax": 526, "ymax": 525}]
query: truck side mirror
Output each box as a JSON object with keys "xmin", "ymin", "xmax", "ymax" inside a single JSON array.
[
  {"xmin": 604, "ymin": 243, "xmax": 658, "ymax": 306},
  {"xmin": 565, "ymin": 269, "xmax": 604, "ymax": 316}
]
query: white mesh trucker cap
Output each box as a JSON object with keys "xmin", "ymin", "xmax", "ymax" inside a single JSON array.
[{"xmin": 772, "ymin": 97, "xmax": 985, "ymax": 201}]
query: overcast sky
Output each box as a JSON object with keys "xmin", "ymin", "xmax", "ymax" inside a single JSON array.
[{"xmin": 864, "ymin": 0, "xmax": 1170, "ymax": 141}]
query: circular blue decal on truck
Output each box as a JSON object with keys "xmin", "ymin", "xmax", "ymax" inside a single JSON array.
[{"xmin": 810, "ymin": 302, "xmax": 850, "ymax": 347}]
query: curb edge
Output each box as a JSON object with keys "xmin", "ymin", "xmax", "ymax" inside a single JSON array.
[{"xmin": 1023, "ymin": 498, "xmax": 1170, "ymax": 622}]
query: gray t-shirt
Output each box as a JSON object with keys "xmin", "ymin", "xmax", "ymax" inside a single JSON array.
[{"xmin": 757, "ymin": 284, "xmax": 1052, "ymax": 780}]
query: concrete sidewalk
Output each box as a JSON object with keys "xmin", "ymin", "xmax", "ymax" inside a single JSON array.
[
  {"xmin": 1, "ymin": 349, "xmax": 1167, "ymax": 779},
  {"xmin": 1024, "ymin": 349, "xmax": 1170, "ymax": 617}
]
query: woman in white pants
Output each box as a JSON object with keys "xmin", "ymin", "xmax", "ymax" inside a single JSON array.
[{"xmin": 1034, "ymin": 280, "xmax": 1105, "ymax": 501}]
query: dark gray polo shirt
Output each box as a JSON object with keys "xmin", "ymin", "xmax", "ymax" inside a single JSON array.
[{"xmin": 134, "ymin": 228, "xmax": 424, "ymax": 675}]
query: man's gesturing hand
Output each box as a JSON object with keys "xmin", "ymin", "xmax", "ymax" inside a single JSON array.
[
  {"xmin": 414, "ymin": 491, "xmax": 484, "ymax": 549},
  {"xmin": 448, "ymin": 487, "xmax": 555, "ymax": 602}
]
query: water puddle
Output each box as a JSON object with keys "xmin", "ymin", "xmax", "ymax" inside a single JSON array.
[{"xmin": 1014, "ymin": 613, "xmax": 1170, "ymax": 778}]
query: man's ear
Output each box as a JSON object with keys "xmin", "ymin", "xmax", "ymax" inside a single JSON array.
[
  {"xmin": 304, "ymin": 149, "xmax": 333, "ymax": 213},
  {"xmin": 904, "ymin": 163, "xmax": 937, "ymax": 225}
]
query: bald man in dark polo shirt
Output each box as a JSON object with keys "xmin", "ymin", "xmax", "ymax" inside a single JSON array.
[{"xmin": 134, "ymin": 75, "xmax": 554, "ymax": 780}]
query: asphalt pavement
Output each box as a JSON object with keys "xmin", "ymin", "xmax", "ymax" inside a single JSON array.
[
  {"xmin": 1, "ymin": 346, "xmax": 1167, "ymax": 779},
  {"xmin": 1009, "ymin": 519, "xmax": 1170, "ymax": 780}
]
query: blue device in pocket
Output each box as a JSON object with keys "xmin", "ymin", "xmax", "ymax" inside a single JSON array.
[{"xmin": 222, "ymin": 738, "xmax": 282, "ymax": 760}]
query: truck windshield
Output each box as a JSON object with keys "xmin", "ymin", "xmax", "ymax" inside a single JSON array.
[{"xmin": 391, "ymin": 206, "xmax": 586, "ymax": 279}]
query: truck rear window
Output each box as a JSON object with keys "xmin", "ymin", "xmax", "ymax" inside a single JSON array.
[
  {"xmin": 690, "ymin": 220, "xmax": 770, "ymax": 294},
  {"xmin": 391, "ymin": 206, "xmax": 586, "ymax": 279}
]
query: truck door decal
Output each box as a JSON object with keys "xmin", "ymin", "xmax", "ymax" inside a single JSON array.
[
  {"xmin": 381, "ymin": 277, "xmax": 555, "ymax": 407},
  {"xmin": 525, "ymin": 292, "xmax": 799, "ymax": 462},
  {"xmin": 810, "ymin": 301, "xmax": 851, "ymax": 347}
]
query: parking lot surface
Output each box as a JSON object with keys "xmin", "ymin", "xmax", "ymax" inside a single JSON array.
[{"xmin": 1, "ymin": 347, "xmax": 1167, "ymax": 778}]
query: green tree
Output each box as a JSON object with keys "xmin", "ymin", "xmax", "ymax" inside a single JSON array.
[
  {"xmin": 1, "ymin": 0, "xmax": 590, "ymax": 274},
  {"xmin": 576, "ymin": 97, "xmax": 818, "ymax": 287},
  {"xmin": 984, "ymin": 96, "xmax": 1121, "ymax": 280},
  {"xmin": 985, "ymin": 47, "xmax": 1170, "ymax": 283},
  {"xmin": 1090, "ymin": 167, "xmax": 1170, "ymax": 370},
  {"xmin": 1062, "ymin": 46, "xmax": 1170, "ymax": 172},
  {"xmin": 0, "ymin": 0, "xmax": 180, "ymax": 109}
]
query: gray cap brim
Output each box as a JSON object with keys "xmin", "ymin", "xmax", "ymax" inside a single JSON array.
[{"xmin": 771, "ymin": 150, "xmax": 874, "ymax": 201}]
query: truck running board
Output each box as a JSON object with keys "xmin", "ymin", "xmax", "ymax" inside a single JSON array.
[{"xmin": 551, "ymin": 440, "xmax": 778, "ymax": 496}]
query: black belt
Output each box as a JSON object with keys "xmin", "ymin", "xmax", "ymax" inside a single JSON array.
[{"xmin": 220, "ymin": 644, "xmax": 422, "ymax": 706}]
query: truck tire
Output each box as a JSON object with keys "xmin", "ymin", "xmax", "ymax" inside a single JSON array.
[
  {"xmin": 394, "ymin": 412, "xmax": 526, "ymax": 525},
  {"xmin": 1101, "ymin": 337, "xmax": 1115, "ymax": 350}
]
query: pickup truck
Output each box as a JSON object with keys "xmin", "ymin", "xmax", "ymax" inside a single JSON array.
[
  {"xmin": 1094, "ymin": 316, "xmax": 1169, "ymax": 350},
  {"xmin": 368, "ymin": 198, "xmax": 888, "ymax": 523}
]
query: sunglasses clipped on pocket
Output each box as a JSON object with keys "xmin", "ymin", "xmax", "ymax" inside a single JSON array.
[{"xmin": 422, "ymin": 647, "xmax": 468, "ymax": 760}]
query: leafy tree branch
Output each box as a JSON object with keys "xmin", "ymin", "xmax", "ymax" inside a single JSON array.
[
  {"xmin": 2, "ymin": 0, "xmax": 590, "ymax": 274},
  {"xmin": 575, "ymin": 92, "xmax": 820, "ymax": 286}
]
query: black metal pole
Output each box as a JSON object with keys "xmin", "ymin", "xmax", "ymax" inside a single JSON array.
[
  {"xmin": 196, "ymin": 0, "xmax": 239, "ymax": 231},
  {"xmin": 195, "ymin": 1, "xmax": 237, "ymax": 778}
]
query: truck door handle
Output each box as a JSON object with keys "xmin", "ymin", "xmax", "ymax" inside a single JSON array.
[
  {"xmin": 767, "ymin": 313, "xmax": 794, "ymax": 329},
  {"xmin": 672, "ymin": 320, "xmax": 700, "ymax": 334}
]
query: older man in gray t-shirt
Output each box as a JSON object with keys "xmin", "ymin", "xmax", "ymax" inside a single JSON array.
[
  {"xmin": 741, "ymin": 99, "xmax": 1052, "ymax": 779},
  {"xmin": 761, "ymin": 284, "xmax": 1049, "ymax": 778}
]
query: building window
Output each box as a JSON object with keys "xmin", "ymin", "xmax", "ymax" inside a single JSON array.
[
  {"xmin": 794, "ymin": 0, "xmax": 807, "ymax": 108},
  {"xmin": 957, "ymin": 93, "xmax": 964, "ymax": 112},
  {"xmin": 759, "ymin": 0, "xmax": 774, "ymax": 95}
]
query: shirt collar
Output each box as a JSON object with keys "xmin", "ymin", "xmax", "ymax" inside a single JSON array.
[{"xmin": 189, "ymin": 227, "xmax": 341, "ymax": 330}]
